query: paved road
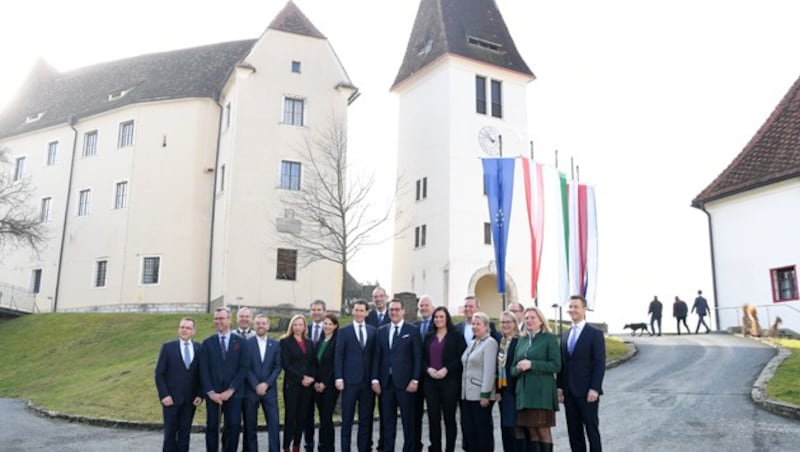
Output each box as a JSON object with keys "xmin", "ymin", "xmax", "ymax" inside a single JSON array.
[{"xmin": 2, "ymin": 333, "xmax": 799, "ymax": 451}]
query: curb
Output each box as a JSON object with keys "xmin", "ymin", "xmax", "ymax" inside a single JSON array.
[
  {"xmin": 607, "ymin": 341, "xmax": 637, "ymax": 369},
  {"xmin": 745, "ymin": 336, "xmax": 800, "ymax": 421}
]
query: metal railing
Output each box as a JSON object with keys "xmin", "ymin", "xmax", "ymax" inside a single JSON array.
[
  {"xmin": 718, "ymin": 301, "xmax": 800, "ymax": 335},
  {"xmin": 0, "ymin": 281, "xmax": 39, "ymax": 314}
]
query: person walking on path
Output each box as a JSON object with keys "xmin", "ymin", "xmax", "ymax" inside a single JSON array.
[
  {"xmin": 692, "ymin": 290, "xmax": 712, "ymax": 334},
  {"xmin": 648, "ymin": 296, "xmax": 663, "ymax": 336},
  {"xmin": 673, "ymin": 297, "xmax": 690, "ymax": 335}
]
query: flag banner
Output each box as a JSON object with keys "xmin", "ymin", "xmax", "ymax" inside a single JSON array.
[
  {"xmin": 577, "ymin": 183, "xmax": 589, "ymax": 297},
  {"xmin": 482, "ymin": 158, "xmax": 515, "ymax": 293},
  {"xmin": 559, "ymin": 172, "xmax": 570, "ymax": 304},
  {"xmin": 584, "ymin": 186, "xmax": 599, "ymax": 309},
  {"xmin": 522, "ymin": 158, "xmax": 545, "ymax": 299}
]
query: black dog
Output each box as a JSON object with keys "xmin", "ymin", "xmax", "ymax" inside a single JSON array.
[{"xmin": 623, "ymin": 323, "xmax": 649, "ymax": 337}]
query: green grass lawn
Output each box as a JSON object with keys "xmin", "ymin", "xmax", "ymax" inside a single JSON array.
[
  {"xmin": 0, "ymin": 313, "xmax": 678, "ymax": 423},
  {"xmin": 765, "ymin": 338, "xmax": 800, "ymax": 405}
]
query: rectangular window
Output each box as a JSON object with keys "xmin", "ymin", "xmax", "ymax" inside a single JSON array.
[
  {"xmin": 95, "ymin": 260, "xmax": 108, "ymax": 288},
  {"xmin": 280, "ymin": 160, "xmax": 302, "ymax": 190},
  {"xmin": 77, "ymin": 189, "xmax": 90, "ymax": 216},
  {"xmin": 114, "ymin": 181, "xmax": 128, "ymax": 209},
  {"xmin": 14, "ymin": 156, "xmax": 26, "ymax": 181},
  {"xmin": 292, "ymin": 61, "xmax": 302, "ymax": 73},
  {"xmin": 40, "ymin": 197, "xmax": 52, "ymax": 223},
  {"xmin": 141, "ymin": 256, "xmax": 161, "ymax": 285},
  {"xmin": 476, "ymin": 76, "xmax": 487, "ymax": 114},
  {"xmin": 83, "ymin": 131, "xmax": 98, "ymax": 157},
  {"xmin": 771, "ymin": 266, "xmax": 798, "ymax": 302},
  {"xmin": 224, "ymin": 102, "xmax": 231, "ymax": 129},
  {"xmin": 118, "ymin": 120, "xmax": 134, "ymax": 148},
  {"xmin": 218, "ymin": 164, "xmax": 226, "ymax": 192},
  {"xmin": 415, "ymin": 177, "xmax": 429, "ymax": 201},
  {"xmin": 414, "ymin": 224, "xmax": 427, "ymax": 249},
  {"xmin": 484, "ymin": 222, "xmax": 492, "ymax": 245},
  {"xmin": 46, "ymin": 141, "xmax": 58, "ymax": 166},
  {"xmin": 491, "ymin": 79, "xmax": 503, "ymax": 118},
  {"xmin": 276, "ymin": 248, "xmax": 297, "ymax": 280},
  {"xmin": 283, "ymin": 97, "xmax": 305, "ymax": 126},
  {"xmin": 31, "ymin": 269, "xmax": 42, "ymax": 294}
]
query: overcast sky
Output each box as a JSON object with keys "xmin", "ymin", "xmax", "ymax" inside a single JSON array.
[{"xmin": 2, "ymin": 0, "xmax": 798, "ymax": 331}]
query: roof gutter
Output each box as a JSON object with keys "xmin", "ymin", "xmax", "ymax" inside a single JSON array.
[
  {"xmin": 694, "ymin": 202, "xmax": 720, "ymax": 329},
  {"xmin": 53, "ymin": 116, "xmax": 79, "ymax": 312},
  {"xmin": 206, "ymin": 101, "xmax": 224, "ymax": 313}
]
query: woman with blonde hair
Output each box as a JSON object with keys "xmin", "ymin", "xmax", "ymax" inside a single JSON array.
[
  {"xmin": 460, "ymin": 311, "xmax": 498, "ymax": 451},
  {"xmin": 496, "ymin": 309, "xmax": 524, "ymax": 451},
  {"xmin": 512, "ymin": 307, "xmax": 561, "ymax": 452},
  {"xmin": 280, "ymin": 314, "xmax": 316, "ymax": 452}
]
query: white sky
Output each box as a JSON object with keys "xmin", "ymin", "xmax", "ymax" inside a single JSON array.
[{"xmin": 2, "ymin": 0, "xmax": 798, "ymax": 331}]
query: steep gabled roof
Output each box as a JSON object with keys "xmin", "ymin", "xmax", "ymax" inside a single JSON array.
[
  {"xmin": 267, "ymin": 0, "xmax": 326, "ymax": 39},
  {"xmin": 0, "ymin": 39, "xmax": 255, "ymax": 139},
  {"xmin": 391, "ymin": 0, "xmax": 534, "ymax": 91},
  {"xmin": 692, "ymin": 75, "xmax": 800, "ymax": 207}
]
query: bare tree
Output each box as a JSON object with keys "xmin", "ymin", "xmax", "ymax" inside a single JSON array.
[
  {"xmin": 0, "ymin": 147, "xmax": 46, "ymax": 254},
  {"xmin": 276, "ymin": 115, "xmax": 404, "ymax": 311}
]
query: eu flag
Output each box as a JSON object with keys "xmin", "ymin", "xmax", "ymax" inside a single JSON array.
[{"xmin": 482, "ymin": 158, "xmax": 515, "ymax": 293}]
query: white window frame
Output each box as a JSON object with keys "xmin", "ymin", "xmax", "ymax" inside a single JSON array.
[
  {"xmin": 279, "ymin": 160, "xmax": 302, "ymax": 190},
  {"xmin": 113, "ymin": 181, "xmax": 128, "ymax": 209},
  {"xmin": 83, "ymin": 130, "xmax": 98, "ymax": 157},
  {"xmin": 46, "ymin": 141, "xmax": 58, "ymax": 166},
  {"xmin": 224, "ymin": 102, "xmax": 231, "ymax": 130},
  {"xmin": 94, "ymin": 259, "xmax": 108, "ymax": 288},
  {"xmin": 140, "ymin": 255, "xmax": 162, "ymax": 286},
  {"xmin": 77, "ymin": 189, "xmax": 91, "ymax": 216},
  {"xmin": 118, "ymin": 120, "xmax": 135, "ymax": 148},
  {"xmin": 13, "ymin": 156, "xmax": 26, "ymax": 181},
  {"xmin": 282, "ymin": 96, "xmax": 306, "ymax": 126},
  {"xmin": 40, "ymin": 197, "xmax": 52, "ymax": 223},
  {"xmin": 218, "ymin": 164, "xmax": 226, "ymax": 193}
]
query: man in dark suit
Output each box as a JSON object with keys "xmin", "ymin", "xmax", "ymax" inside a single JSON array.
[
  {"xmin": 413, "ymin": 295, "xmax": 434, "ymax": 452},
  {"xmin": 453, "ymin": 296, "xmax": 499, "ymax": 345},
  {"xmin": 648, "ymin": 296, "xmax": 663, "ymax": 336},
  {"xmin": 243, "ymin": 314, "xmax": 282, "ymax": 452},
  {"xmin": 365, "ymin": 287, "xmax": 390, "ymax": 451},
  {"xmin": 335, "ymin": 299, "xmax": 377, "ymax": 452},
  {"xmin": 233, "ymin": 307, "xmax": 256, "ymax": 451},
  {"xmin": 692, "ymin": 290, "xmax": 712, "ymax": 334},
  {"xmin": 305, "ymin": 299, "xmax": 327, "ymax": 452},
  {"xmin": 372, "ymin": 299, "xmax": 422, "ymax": 452},
  {"xmin": 557, "ymin": 295, "xmax": 605, "ymax": 452},
  {"xmin": 155, "ymin": 317, "xmax": 203, "ymax": 452},
  {"xmin": 200, "ymin": 306, "xmax": 249, "ymax": 452}
]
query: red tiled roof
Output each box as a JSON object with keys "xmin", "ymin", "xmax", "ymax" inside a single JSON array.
[{"xmin": 692, "ymin": 74, "xmax": 800, "ymax": 207}]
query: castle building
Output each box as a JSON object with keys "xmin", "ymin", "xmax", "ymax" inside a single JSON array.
[{"xmin": 0, "ymin": 2, "xmax": 356, "ymax": 312}]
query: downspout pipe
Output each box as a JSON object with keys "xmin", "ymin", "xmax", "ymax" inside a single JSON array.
[
  {"xmin": 698, "ymin": 203, "xmax": 720, "ymax": 330},
  {"xmin": 53, "ymin": 116, "xmax": 79, "ymax": 311},
  {"xmin": 206, "ymin": 101, "xmax": 224, "ymax": 313}
]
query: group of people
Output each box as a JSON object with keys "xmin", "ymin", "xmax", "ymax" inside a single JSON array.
[
  {"xmin": 647, "ymin": 290, "xmax": 712, "ymax": 336},
  {"xmin": 155, "ymin": 288, "xmax": 607, "ymax": 452}
]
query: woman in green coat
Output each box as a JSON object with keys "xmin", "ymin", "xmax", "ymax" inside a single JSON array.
[{"xmin": 511, "ymin": 306, "xmax": 561, "ymax": 452}]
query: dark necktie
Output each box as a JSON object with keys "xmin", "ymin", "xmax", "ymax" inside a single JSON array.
[
  {"xmin": 313, "ymin": 324, "xmax": 320, "ymax": 343},
  {"xmin": 358, "ymin": 324, "xmax": 365, "ymax": 349},
  {"xmin": 183, "ymin": 342, "xmax": 191, "ymax": 369},
  {"xmin": 220, "ymin": 335, "xmax": 227, "ymax": 360},
  {"xmin": 378, "ymin": 313, "xmax": 383, "ymax": 324},
  {"xmin": 391, "ymin": 325, "xmax": 399, "ymax": 348}
]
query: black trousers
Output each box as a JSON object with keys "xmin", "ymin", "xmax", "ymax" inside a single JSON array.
[
  {"xmin": 205, "ymin": 397, "xmax": 242, "ymax": 452},
  {"xmin": 676, "ymin": 316, "xmax": 690, "ymax": 334},
  {"xmin": 460, "ymin": 400, "xmax": 494, "ymax": 452},
  {"xmin": 650, "ymin": 316, "xmax": 662, "ymax": 335},
  {"xmin": 340, "ymin": 382, "xmax": 375, "ymax": 452},
  {"xmin": 161, "ymin": 400, "xmax": 196, "ymax": 452},
  {"xmin": 696, "ymin": 315, "xmax": 710, "ymax": 333},
  {"xmin": 424, "ymin": 377, "xmax": 460, "ymax": 452},
  {"xmin": 283, "ymin": 383, "xmax": 313, "ymax": 449},
  {"xmin": 314, "ymin": 385, "xmax": 340, "ymax": 452},
  {"xmin": 563, "ymin": 392, "xmax": 601, "ymax": 452}
]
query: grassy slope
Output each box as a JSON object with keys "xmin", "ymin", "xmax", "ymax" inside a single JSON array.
[
  {"xmin": 0, "ymin": 313, "xmax": 640, "ymax": 423},
  {"xmin": 766, "ymin": 338, "xmax": 800, "ymax": 403}
]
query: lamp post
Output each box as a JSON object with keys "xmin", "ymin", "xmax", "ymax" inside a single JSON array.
[{"xmin": 551, "ymin": 303, "xmax": 563, "ymax": 337}]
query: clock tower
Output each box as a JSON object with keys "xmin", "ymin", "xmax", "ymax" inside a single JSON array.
[{"xmin": 390, "ymin": 0, "xmax": 535, "ymax": 315}]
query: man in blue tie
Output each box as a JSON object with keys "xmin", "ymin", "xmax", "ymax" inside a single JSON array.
[
  {"xmin": 557, "ymin": 295, "xmax": 605, "ymax": 452},
  {"xmin": 155, "ymin": 317, "xmax": 203, "ymax": 452},
  {"xmin": 413, "ymin": 295, "xmax": 433, "ymax": 452}
]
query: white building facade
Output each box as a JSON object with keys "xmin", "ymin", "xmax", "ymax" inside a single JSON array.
[
  {"xmin": 0, "ymin": 2, "xmax": 356, "ymax": 312},
  {"xmin": 693, "ymin": 75, "xmax": 800, "ymax": 334}
]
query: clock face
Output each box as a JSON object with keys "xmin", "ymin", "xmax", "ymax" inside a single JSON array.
[{"xmin": 478, "ymin": 125, "xmax": 500, "ymax": 155}]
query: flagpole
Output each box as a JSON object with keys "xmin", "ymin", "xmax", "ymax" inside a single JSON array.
[{"xmin": 499, "ymin": 135, "xmax": 506, "ymax": 311}]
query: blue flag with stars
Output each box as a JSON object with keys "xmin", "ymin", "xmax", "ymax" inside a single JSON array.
[{"xmin": 482, "ymin": 158, "xmax": 515, "ymax": 293}]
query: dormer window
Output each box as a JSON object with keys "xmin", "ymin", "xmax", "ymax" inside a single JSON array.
[
  {"xmin": 108, "ymin": 88, "xmax": 133, "ymax": 101},
  {"xmin": 25, "ymin": 112, "xmax": 44, "ymax": 123},
  {"xmin": 467, "ymin": 36, "xmax": 502, "ymax": 53}
]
